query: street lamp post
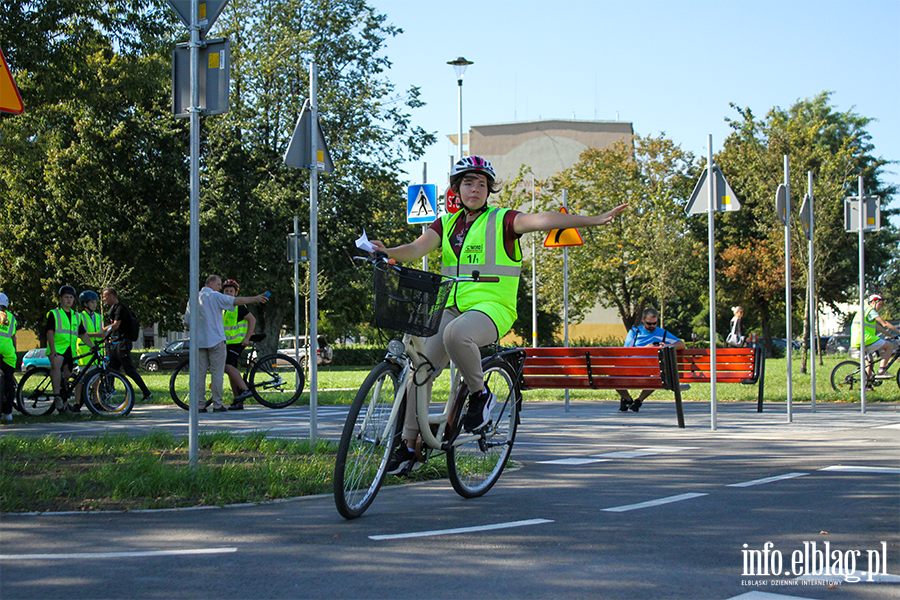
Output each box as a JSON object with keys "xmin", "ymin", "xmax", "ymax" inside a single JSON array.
[{"xmin": 448, "ymin": 57, "xmax": 473, "ymax": 161}]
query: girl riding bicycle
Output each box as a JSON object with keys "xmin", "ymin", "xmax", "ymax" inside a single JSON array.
[{"xmin": 370, "ymin": 156, "xmax": 627, "ymax": 474}]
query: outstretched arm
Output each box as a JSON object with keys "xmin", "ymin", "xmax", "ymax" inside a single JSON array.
[
  {"xmin": 370, "ymin": 229, "xmax": 441, "ymax": 263},
  {"xmin": 512, "ymin": 203, "xmax": 629, "ymax": 234}
]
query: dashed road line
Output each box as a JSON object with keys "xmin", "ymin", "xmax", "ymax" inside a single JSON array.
[
  {"xmin": 727, "ymin": 473, "xmax": 809, "ymax": 487},
  {"xmin": 0, "ymin": 547, "xmax": 237, "ymax": 561},
  {"xmin": 602, "ymin": 493, "xmax": 708, "ymax": 513},
  {"xmin": 819, "ymin": 465, "xmax": 900, "ymax": 474},
  {"xmin": 369, "ymin": 518, "xmax": 554, "ymax": 541}
]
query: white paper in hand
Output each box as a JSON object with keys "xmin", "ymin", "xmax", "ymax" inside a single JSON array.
[{"xmin": 355, "ymin": 230, "xmax": 377, "ymax": 253}]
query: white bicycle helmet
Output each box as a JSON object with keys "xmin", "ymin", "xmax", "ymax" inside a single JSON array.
[{"xmin": 451, "ymin": 156, "xmax": 496, "ymax": 181}]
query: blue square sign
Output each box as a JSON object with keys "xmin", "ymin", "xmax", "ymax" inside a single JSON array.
[{"xmin": 407, "ymin": 184, "xmax": 437, "ymax": 224}]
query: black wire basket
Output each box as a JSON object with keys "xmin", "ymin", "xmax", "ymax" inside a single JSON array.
[{"xmin": 373, "ymin": 262, "xmax": 451, "ymax": 337}]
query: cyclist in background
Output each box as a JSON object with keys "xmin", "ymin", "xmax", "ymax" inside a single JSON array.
[
  {"xmin": 0, "ymin": 292, "xmax": 17, "ymax": 422},
  {"xmin": 221, "ymin": 279, "xmax": 255, "ymax": 410},
  {"xmin": 370, "ymin": 156, "xmax": 628, "ymax": 475},
  {"xmin": 71, "ymin": 290, "xmax": 111, "ymax": 409},
  {"xmin": 851, "ymin": 293, "xmax": 900, "ymax": 385},
  {"xmin": 46, "ymin": 285, "xmax": 95, "ymax": 412}
]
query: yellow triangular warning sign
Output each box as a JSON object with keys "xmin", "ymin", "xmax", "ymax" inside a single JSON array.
[
  {"xmin": 544, "ymin": 207, "xmax": 584, "ymax": 247},
  {"xmin": 0, "ymin": 47, "xmax": 23, "ymax": 115}
]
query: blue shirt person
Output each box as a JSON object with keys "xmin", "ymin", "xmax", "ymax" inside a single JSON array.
[{"xmin": 617, "ymin": 307, "xmax": 686, "ymax": 413}]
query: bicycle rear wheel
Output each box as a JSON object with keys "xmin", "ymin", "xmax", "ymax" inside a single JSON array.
[
  {"xmin": 168, "ymin": 360, "xmax": 210, "ymax": 410},
  {"xmin": 830, "ymin": 360, "xmax": 863, "ymax": 395},
  {"xmin": 334, "ymin": 361, "xmax": 402, "ymax": 519},
  {"xmin": 16, "ymin": 367, "xmax": 56, "ymax": 416},
  {"xmin": 84, "ymin": 370, "xmax": 134, "ymax": 416},
  {"xmin": 248, "ymin": 353, "xmax": 304, "ymax": 408},
  {"xmin": 447, "ymin": 357, "xmax": 519, "ymax": 499}
]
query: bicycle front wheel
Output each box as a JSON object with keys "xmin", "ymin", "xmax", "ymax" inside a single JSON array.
[
  {"xmin": 334, "ymin": 361, "xmax": 402, "ymax": 519},
  {"xmin": 169, "ymin": 360, "xmax": 210, "ymax": 410},
  {"xmin": 831, "ymin": 360, "xmax": 863, "ymax": 395},
  {"xmin": 447, "ymin": 357, "xmax": 519, "ymax": 499},
  {"xmin": 84, "ymin": 370, "xmax": 134, "ymax": 416},
  {"xmin": 248, "ymin": 354, "xmax": 305, "ymax": 408},
  {"xmin": 16, "ymin": 367, "xmax": 56, "ymax": 416}
]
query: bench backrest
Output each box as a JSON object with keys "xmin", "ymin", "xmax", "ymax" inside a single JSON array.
[
  {"xmin": 676, "ymin": 347, "xmax": 763, "ymax": 385},
  {"xmin": 522, "ymin": 346, "xmax": 665, "ymax": 390}
]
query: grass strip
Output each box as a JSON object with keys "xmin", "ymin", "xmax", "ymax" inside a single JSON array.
[{"xmin": 0, "ymin": 431, "xmax": 446, "ymax": 513}]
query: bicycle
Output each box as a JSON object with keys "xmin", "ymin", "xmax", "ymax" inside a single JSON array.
[
  {"xmin": 333, "ymin": 255, "xmax": 527, "ymax": 520},
  {"xmin": 168, "ymin": 333, "xmax": 305, "ymax": 409},
  {"xmin": 830, "ymin": 336, "xmax": 900, "ymax": 396},
  {"xmin": 16, "ymin": 340, "xmax": 135, "ymax": 417}
]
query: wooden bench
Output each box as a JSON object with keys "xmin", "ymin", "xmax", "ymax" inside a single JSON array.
[
  {"xmin": 676, "ymin": 346, "xmax": 766, "ymax": 411},
  {"xmin": 521, "ymin": 346, "xmax": 686, "ymax": 427}
]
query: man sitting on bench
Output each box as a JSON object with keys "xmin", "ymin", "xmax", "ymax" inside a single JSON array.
[{"xmin": 617, "ymin": 307, "xmax": 685, "ymax": 413}]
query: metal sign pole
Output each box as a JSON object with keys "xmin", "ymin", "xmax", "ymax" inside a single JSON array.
[
  {"xmin": 294, "ymin": 216, "xmax": 300, "ymax": 366},
  {"xmin": 784, "ymin": 156, "xmax": 793, "ymax": 423},
  {"xmin": 187, "ymin": 0, "xmax": 201, "ymax": 469},
  {"xmin": 532, "ymin": 173, "xmax": 538, "ymax": 348},
  {"xmin": 707, "ymin": 136, "xmax": 717, "ymax": 431},
  {"xmin": 858, "ymin": 175, "xmax": 866, "ymax": 412},
  {"xmin": 309, "ymin": 62, "xmax": 319, "ymax": 442},
  {"xmin": 563, "ymin": 189, "xmax": 570, "ymax": 413},
  {"xmin": 807, "ymin": 171, "xmax": 816, "ymax": 411}
]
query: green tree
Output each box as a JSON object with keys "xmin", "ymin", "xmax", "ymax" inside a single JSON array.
[
  {"xmin": 201, "ymin": 0, "xmax": 434, "ymax": 351},
  {"xmin": 0, "ymin": 0, "xmax": 187, "ymax": 335},
  {"xmin": 717, "ymin": 92, "xmax": 898, "ymax": 359},
  {"xmin": 511, "ymin": 135, "xmax": 699, "ymax": 336}
]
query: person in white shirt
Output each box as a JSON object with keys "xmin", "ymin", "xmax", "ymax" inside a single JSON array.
[{"xmin": 184, "ymin": 275, "xmax": 268, "ymax": 412}]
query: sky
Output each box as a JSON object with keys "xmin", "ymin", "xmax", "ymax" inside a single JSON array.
[{"xmin": 368, "ymin": 0, "xmax": 900, "ymax": 224}]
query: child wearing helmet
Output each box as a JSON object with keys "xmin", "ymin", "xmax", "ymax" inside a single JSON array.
[
  {"xmin": 0, "ymin": 292, "xmax": 16, "ymax": 421},
  {"xmin": 46, "ymin": 285, "xmax": 96, "ymax": 412},
  {"xmin": 370, "ymin": 156, "xmax": 628, "ymax": 475},
  {"xmin": 851, "ymin": 293, "xmax": 900, "ymax": 384},
  {"xmin": 76, "ymin": 290, "xmax": 110, "ymax": 367}
]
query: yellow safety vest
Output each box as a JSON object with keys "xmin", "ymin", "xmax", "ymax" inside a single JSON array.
[
  {"xmin": 223, "ymin": 307, "xmax": 249, "ymax": 345},
  {"xmin": 0, "ymin": 311, "xmax": 16, "ymax": 368},
  {"xmin": 76, "ymin": 311, "xmax": 103, "ymax": 366},
  {"xmin": 440, "ymin": 207, "xmax": 522, "ymax": 337},
  {"xmin": 48, "ymin": 308, "xmax": 81, "ymax": 354},
  {"xmin": 851, "ymin": 306, "xmax": 880, "ymax": 347}
]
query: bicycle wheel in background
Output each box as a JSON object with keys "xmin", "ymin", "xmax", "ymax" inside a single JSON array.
[
  {"xmin": 169, "ymin": 360, "xmax": 210, "ymax": 410},
  {"xmin": 16, "ymin": 367, "xmax": 56, "ymax": 416},
  {"xmin": 830, "ymin": 361, "xmax": 863, "ymax": 395},
  {"xmin": 334, "ymin": 361, "xmax": 402, "ymax": 519},
  {"xmin": 248, "ymin": 353, "xmax": 304, "ymax": 408},
  {"xmin": 447, "ymin": 357, "xmax": 519, "ymax": 499},
  {"xmin": 84, "ymin": 370, "xmax": 134, "ymax": 416}
]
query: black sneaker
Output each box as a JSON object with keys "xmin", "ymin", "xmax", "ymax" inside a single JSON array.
[
  {"xmin": 618, "ymin": 399, "xmax": 633, "ymax": 412},
  {"xmin": 198, "ymin": 400, "xmax": 213, "ymax": 413},
  {"xmin": 630, "ymin": 400, "xmax": 642, "ymax": 413},
  {"xmin": 386, "ymin": 445, "xmax": 418, "ymax": 476},
  {"xmin": 234, "ymin": 388, "xmax": 253, "ymax": 401},
  {"xmin": 464, "ymin": 388, "xmax": 496, "ymax": 432},
  {"xmin": 227, "ymin": 401, "xmax": 244, "ymax": 411},
  {"xmin": 212, "ymin": 406, "xmax": 228, "ymax": 413}
]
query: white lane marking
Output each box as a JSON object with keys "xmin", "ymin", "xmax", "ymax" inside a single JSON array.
[
  {"xmin": 875, "ymin": 423, "xmax": 900, "ymax": 429},
  {"xmin": 0, "ymin": 547, "xmax": 237, "ymax": 561},
  {"xmin": 819, "ymin": 465, "xmax": 900, "ymax": 474},
  {"xmin": 369, "ymin": 518, "xmax": 554, "ymax": 541},
  {"xmin": 634, "ymin": 446, "xmax": 699, "ymax": 452},
  {"xmin": 727, "ymin": 472, "xmax": 809, "ymax": 487},
  {"xmin": 537, "ymin": 458, "xmax": 611, "ymax": 465},
  {"xmin": 602, "ymin": 493, "xmax": 708, "ymax": 513},
  {"xmin": 590, "ymin": 451, "xmax": 658, "ymax": 458}
]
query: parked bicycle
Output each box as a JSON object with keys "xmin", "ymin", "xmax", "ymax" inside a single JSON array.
[
  {"xmin": 333, "ymin": 255, "xmax": 526, "ymax": 519},
  {"xmin": 168, "ymin": 333, "xmax": 305, "ymax": 409},
  {"xmin": 16, "ymin": 340, "xmax": 135, "ymax": 417},
  {"xmin": 830, "ymin": 336, "xmax": 900, "ymax": 396}
]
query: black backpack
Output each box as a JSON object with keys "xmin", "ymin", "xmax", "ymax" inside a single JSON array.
[{"xmin": 126, "ymin": 306, "xmax": 141, "ymax": 342}]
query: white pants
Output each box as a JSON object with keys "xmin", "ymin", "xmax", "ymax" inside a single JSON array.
[{"xmin": 402, "ymin": 308, "xmax": 498, "ymax": 442}]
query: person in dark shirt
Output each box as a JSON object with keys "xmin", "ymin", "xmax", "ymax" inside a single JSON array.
[
  {"xmin": 102, "ymin": 288, "xmax": 152, "ymax": 401},
  {"xmin": 221, "ymin": 279, "xmax": 256, "ymax": 410}
]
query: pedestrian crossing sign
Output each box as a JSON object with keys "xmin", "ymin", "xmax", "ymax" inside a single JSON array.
[{"xmin": 407, "ymin": 184, "xmax": 437, "ymax": 224}]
